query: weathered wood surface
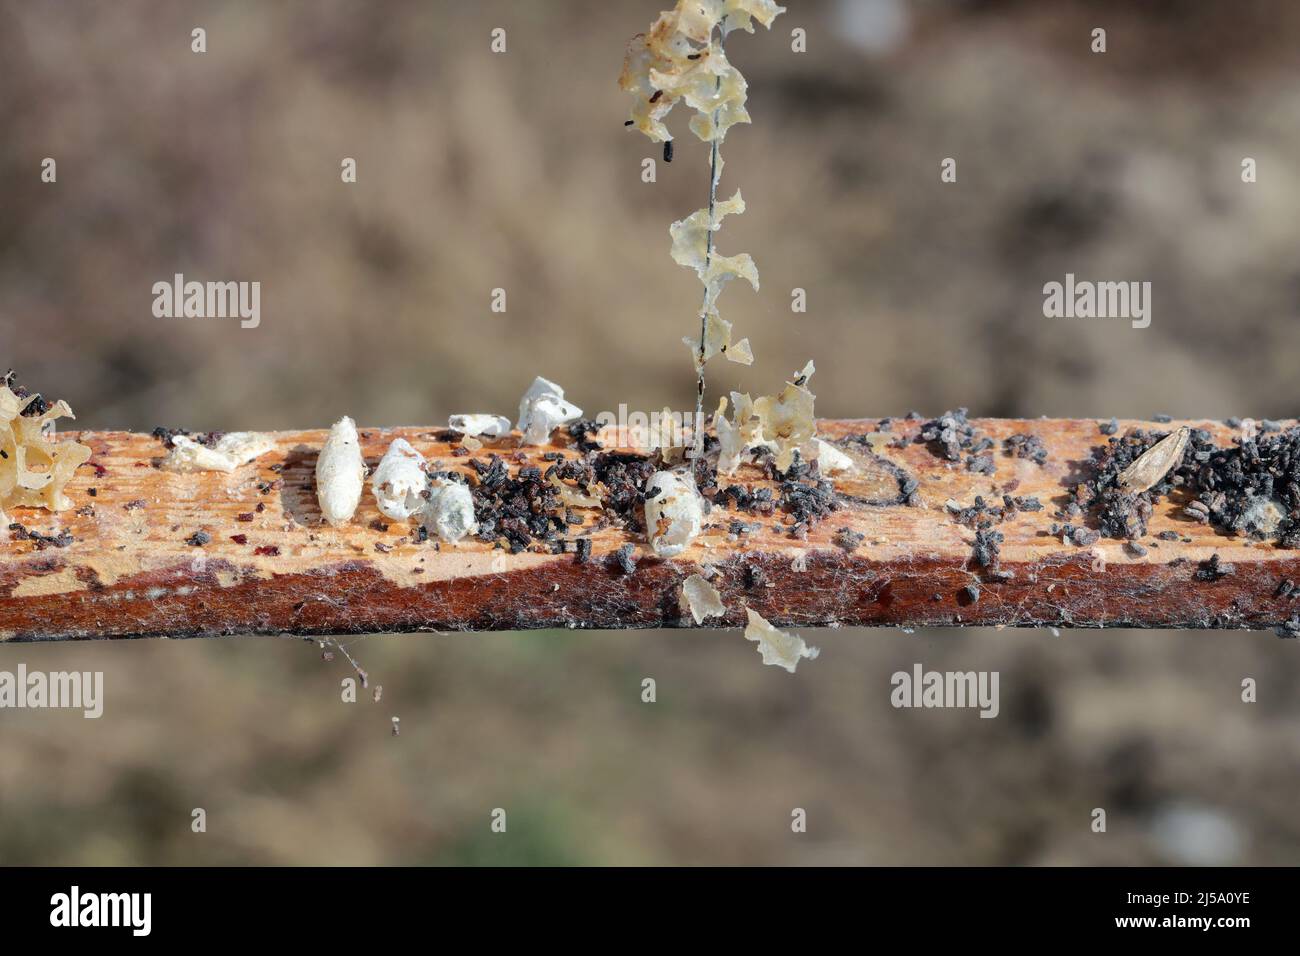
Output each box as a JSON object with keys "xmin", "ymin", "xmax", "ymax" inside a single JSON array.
[{"xmin": 1, "ymin": 418, "xmax": 1297, "ymax": 641}]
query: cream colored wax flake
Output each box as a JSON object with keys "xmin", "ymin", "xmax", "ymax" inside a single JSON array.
[
  {"xmin": 713, "ymin": 363, "xmax": 819, "ymax": 475},
  {"xmin": 371, "ymin": 438, "xmax": 428, "ymax": 522},
  {"xmin": 648, "ymin": 406, "xmax": 681, "ymax": 453},
  {"xmin": 0, "ymin": 382, "xmax": 91, "ymax": 513},
  {"xmin": 423, "ymin": 478, "xmax": 478, "ymax": 544},
  {"xmin": 744, "ymin": 608, "xmax": 819, "ymax": 673},
  {"xmin": 714, "ymin": 392, "xmax": 762, "ymax": 475},
  {"xmin": 619, "ymin": 35, "xmax": 676, "ymax": 143},
  {"xmin": 315, "ymin": 416, "xmax": 366, "ymax": 526},
  {"xmin": 164, "ymin": 431, "xmax": 274, "ymax": 473},
  {"xmin": 669, "ymin": 191, "xmax": 758, "ymax": 313},
  {"xmin": 752, "ymin": 361, "xmax": 817, "ymax": 472},
  {"xmin": 814, "ymin": 438, "xmax": 855, "ymax": 476},
  {"xmin": 621, "ymin": 2, "xmax": 785, "ymax": 458},
  {"xmin": 516, "ymin": 376, "xmax": 583, "ymax": 446},
  {"xmin": 719, "ymin": 0, "xmax": 787, "ymax": 34},
  {"xmin": 619, "ymin": 1, "xmax": 784, "ymax": 145},
  {"xmin": 683, "ymin": 312, "xmax": 754, "ymax": 369},
  {"xmin": 682, "ymin": 573, "xmax": 725, "ymax": 624},
  {"xmin": 448, "ymin": 414, "xmax": 511, "ymax": 438},
  {"xmin": 726, "ymin": 337, "xmax": 753, "ymax": 365},
  {"xmin": 651, "ymin": 46, "xmax": 750, "ymax": 144},
  {"xmin": 548, "ymin": 473, "xmax": 601, "ymax": 508},
  {"xmin": 645, "ymin": 470, "xmax": 704, "ymax": 557}
]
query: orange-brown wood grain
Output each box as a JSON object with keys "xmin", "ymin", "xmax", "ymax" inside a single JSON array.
[{"xmin": 1, "ymin": 418, "xmax": 1297, "ymax": 640}]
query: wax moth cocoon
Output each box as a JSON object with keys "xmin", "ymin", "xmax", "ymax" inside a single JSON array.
[
  {"xmin": 448, "ymin": 414, "xmax": 511, "ymax": 438},
  {"xmin": 645, "ymin": 470, "xmax": 703, "ymax": 557},
  {"xmin": 0, "ymin": 382, "xmax": 91, "ymax": 513},
  {"xmin": 516, "ymin": 376, "xmax": 582, "ymax": 446},
  {"xmin": 682, "ymin": 573, "xmax": 725, "ymax": 624},
  {"xmin": 371, "ymin": 438, "xmax": 428, "ymax": 522},
  {"xmin": 315, "ymin": 416, "xmax": 366, "ymax": 526},
  {"xmin": 164, "ymin": 432, "xmax": 274, "ymax": 473},
  {"xmin": 423, "ymin": 477, "xmax": 478, "ymax": 544},
  {"xmin": 744, "ymin": 608, "xmax": 819, "ymax": 673}
]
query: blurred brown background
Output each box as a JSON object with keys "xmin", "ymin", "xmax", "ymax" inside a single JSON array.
[{"xmin": 2, "ymin": 0, "xmax": 1300, "ymax": 865}]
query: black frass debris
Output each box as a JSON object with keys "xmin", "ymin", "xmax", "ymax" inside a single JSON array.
[
  {"xmin": 915, "ymin": 408, "xmax": 996, "ymax": 475},
  {"xmin": 1194, "ymin": 553, "xmax": 1234, "ymax": 582},
  {"xmin": 1004, "ymin": 433, "xmax": 1048, "ymax": 466}
]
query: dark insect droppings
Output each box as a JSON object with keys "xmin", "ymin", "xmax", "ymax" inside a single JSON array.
[
  {"xmin": 833, "ymin": 527, "xmax": 865, "ymax": 552},
  {"xmin": 663, "ymin": 139, "xmax": 674, "ymax": 163},
  {"xmin": 568, "ymin": 419, "xmax": 602, "ymax": 452},
  {"xmin": 19, "ymin": 394, "xmax": 49, "ymax": 417},
  {"xmin": 1078, "ymin": 423, "xmax": 1300, "ymax": 545},
  {"xmin": 1194, "ymin": 553, "xmax": 1234, "ymax": 582},
  {"xmin": 8, "ymin": 522, "xmax": 74, "ymax": 550},
  {"xmin": 971, "ymin": 523, "xmax": 1004, "ymax": 569},
  {"xmin": 1004, "ymin": 433, "xmax": 1048, "ymax": 466},
  {"xmin": 613, "ymin": 543, "xmax": 637, "ymax": 575}
]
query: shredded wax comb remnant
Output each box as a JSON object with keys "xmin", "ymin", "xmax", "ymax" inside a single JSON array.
[
  {"xmin": 164, "ymin": 432, "xmax": 274, "ymax": 473},
  {"xmin": 0, "ymin": 376, "xmax": 91, "ymax": 519},
  {"xmin": 516, "ymin": 377, "xmax": 583, "ymax": 446}
]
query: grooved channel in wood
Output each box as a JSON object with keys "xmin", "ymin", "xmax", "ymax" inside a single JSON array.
[{"xmin": 1, "ymin": 418, "xmax": 1296, "ymax": 640}]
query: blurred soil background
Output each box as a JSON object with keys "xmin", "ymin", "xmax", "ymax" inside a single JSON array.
[{"xmin": 2, "ymin": 0, "xmax": 1299, "ymax": 864}]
